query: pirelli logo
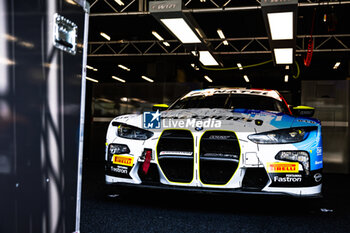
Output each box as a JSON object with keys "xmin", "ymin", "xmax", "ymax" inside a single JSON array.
[
  {"xmin": 266, "ymin": 162, "xmax": 299, "ymax": 173},
  {"xmin": 112, "ymin": 155, "xmax": 134, "ymax": 167}
]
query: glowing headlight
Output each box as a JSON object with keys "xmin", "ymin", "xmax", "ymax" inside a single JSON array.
[
  {"xmin": 247, "ymin": 127, "xmax": 317, "ymax": 144},
  {"xmin": 275, "ymin": 151, "xmax": 310, "ymax": 175},
  {"xmin": 117, "ymin": 124, "xmax": 154, "ymax": 140}
]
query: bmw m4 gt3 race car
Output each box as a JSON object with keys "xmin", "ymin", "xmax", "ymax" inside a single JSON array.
[{"xmin": 105, "ymin": 88, "xmax": 323, "ymax": 197}]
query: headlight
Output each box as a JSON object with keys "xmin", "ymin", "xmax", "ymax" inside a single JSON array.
[
  {"xmin": 275, "ymin": 151, "xmax": 310, "ymax": 175},
  {"xmin": 247, "ymin": 127, "xmax": 317, "ymax": 144},
  {"xmin": 109, "ymin": 144, "xmax": 130, "ymax": 154},
  {"xmin": 117, "ymin": 124, "xmax": 154, "ymax": 140}
]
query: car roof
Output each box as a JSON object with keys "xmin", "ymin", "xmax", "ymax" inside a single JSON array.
[{"xmin": 182, "ymin": 88, "xmax": 283, "ymax": 102}]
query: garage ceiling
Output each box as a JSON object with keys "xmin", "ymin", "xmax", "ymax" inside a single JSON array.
[{"xmin": 86, "ymin": 0, "xmax": 350, "ymax": 89}]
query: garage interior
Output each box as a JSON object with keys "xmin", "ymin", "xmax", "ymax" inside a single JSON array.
[
  {"xmin": 1, "ymin": 0, "xmax": 350, "ymax": 232},
  {"xmin": 85, "ymin": 0, "xmax": 350, "ymax": 173},
  {"xmin": 81, "ymin": 0, "xmax": 350, "ymax": 232}
]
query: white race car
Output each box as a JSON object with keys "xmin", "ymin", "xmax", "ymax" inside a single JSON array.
[{"xmin": 105, "ymin": 88, "xmax": 323, "ymax": 197}]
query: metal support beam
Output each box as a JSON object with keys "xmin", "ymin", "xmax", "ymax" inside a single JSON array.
[{"xmin": 88, "ymin": 34, "xmax": 350, "ymax": 57}]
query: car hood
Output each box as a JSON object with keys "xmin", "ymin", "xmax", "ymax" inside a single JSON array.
[{"xmin": 112, "ymin": 108, "xmax": 319, "ymax": 133}]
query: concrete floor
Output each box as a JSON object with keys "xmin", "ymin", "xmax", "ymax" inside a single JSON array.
[{"xmin": 81, "ymin": 161, "xmax": 350, "ymax": 233}]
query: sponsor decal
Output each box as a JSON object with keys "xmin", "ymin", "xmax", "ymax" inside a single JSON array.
[
  {"xmin": 317, "ymin": 147, "xmax": 322, "ymax": 156},
  {"xmin": 297, "ymin": 119, "xmax": 317, "ymax": 125},
  {"xmin": 112, "ymin": 155, "xmax": 134, "ymax": 167},
  {"xmin": 273, "ymin": 174, "xmax": 302, "ymax": 183},
  {"xmin": 315, "ymin": 160, "xmax": 323, "ymax": 165},
  {"xmin": 143, "ymin": 110, "xmax": 161, "ymax": 129},
  {"xmin": 266, "ymin": 162, "xmax": 299, "ymax": 173},
  {"xmin": 162, "ymin": 118, "xmax": 221, "ymax": 128},
  {"xmin": 111, "ymin": 166, "xmax": 128, "ymax": 174},
  {"xmin": 159, "ymin": 151, "xmax": 193, "ymax": 156},
  {"xmin": 209, "ymin": 135, "xmax": 231, "ymax": 140},
  {"xmin": 314, "ymin": 173, "xmax": 322, "ymax": 182}
]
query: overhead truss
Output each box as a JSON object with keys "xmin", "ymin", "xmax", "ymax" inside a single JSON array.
[{"xmin": 88, "ymin": 34, "xmax": 350, "ymax": 57}]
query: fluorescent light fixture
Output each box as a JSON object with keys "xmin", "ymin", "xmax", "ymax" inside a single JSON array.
[
  {"xmin": 267, "ymin": 12, "xmax": 293, "ymax": 40},
  {"xmin": 217, "ymin": 29, "xmax": 225, "ymax": 39},
  {"xmin": 191, "ymin": 51, "xmax": 197, "ymax": 56},
  {"xmin": 152, "ymin": 31, "xmax": 164, "ymax": 41},
  {"xmin": 191, "ymin": 63, "xmax": 199, "ymax": 70},
  {"xmin": 285, "ymin": 65, "xmax": 290, "ymax": 70},
  {"xmin": 274, "ymin": 48, "xmax": 293, "ymax": 64},
  {"xmin": 141, "ymin": 75, "xmax": 154, "ymax": 83},
  {"xmin": 160, "ymin": 18, "xmax": 201, "ymax": 44},
  {"xmin": 198, "ymin": 51, "xmax": 219, "ymax": 66},
  {"xmin": 237, "ymin": 63, "xmax": 243, "ymax": 70},
  {"xmin": 284, "ymin": 75, "xmax": 289, "ymax": 82},
  {"xmin": 163, "ymin": 42, "xmax": 170, "ymax": 47},
  {"xmin": 118, "ymin": 64, "xmax": 130, "ymax": 71},
  {"xmin": 112, "ymin": 76, "xmax": 126, "ymax": 83},
  {"xmin": 114, "ymin": 0, "xmax": 124, "ymax": 6},
  {"xmin": 217, "ymin": 29, "xmax": 228, "ymax": 45},
  {"xmin": 243, "ymin": 75, "xmax": 250, "ymax": 83},
  {"xmin": 86, "ymin": 65, "xmax": 98, "ymax": 71},
  {"xmin": 86, "ymin": 76, "xmax": 99, "ymax": 83},
  {"xmin": 333, "ymin": 62, "xmax": 341, "ymax": 69},
  {"xmin": 100, "ymin": 32, "xmax": 111, "ymax": 41},
  {"xmin": 204, "ymin": 75, "xmax": 213, "ymax": 83}
]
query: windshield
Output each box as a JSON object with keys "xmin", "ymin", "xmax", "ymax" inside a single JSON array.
[{"xmin": 169, "ymin": 94, "xmax": 289, "ymax": 113}]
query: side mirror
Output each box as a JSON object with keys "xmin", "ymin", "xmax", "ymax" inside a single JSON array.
[
  {"xmin": 292, "ymin": 106, "xmax": 315, "ymax": 118},
  {"xmin": 152, "ymin": 104, "xmax": 169, "ymax": 112}
]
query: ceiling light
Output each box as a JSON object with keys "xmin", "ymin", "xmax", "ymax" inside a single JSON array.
[
  {"xmin": 198, "ymin": 51, "xmax": 219, "ymax": 66},
  {"xmin": 191, "ymin": 64, "xmax": 199, "ymax": 70},
  {"xmin": 114, "ymin": 0, "xmax": 124, "ymax": 6},
  {"xmin": 217, "ymin": 29, "xmax": 228, "ymax": 45},
  {"xmin": 160, "ymin": 18, "xmax": 201, "ymax": 44},
  {"xmin": 100, "ymin": 32, "xmax": 111, "ymax": 41},
  {"xmin": 237, "ymin": 63, "xmax": 243, "ymax": 70},
  {"xmin": 204, "ymin": 75, "xmax": 212, "ymax": 83},
  {"xmin": 217, "ymin": 29, "xmax": 225, "ymax": 39},
  {"xmin": 200, "ymin": 0, "xmax": 206, "ymax": 2},
  {"xmin": 141, "ymin": 75, "xmax": 154, "ymax": 83},
  {"xmin": 285, "ymin": 65, "xmax": 290, "ymax": 70},
  {"xmin": 86, "ymin": 77, "xmax": 99, "ymax": 83},
  {"xmin": 274, "ymin": 48, "xmax": 293, "ymax": 64},
  {"xmin": 112, "ymin": 76, "xmax": 126, "ymax": 83},
  {"xmin": 333, "ymin": 62, "xmax": 341, "ymax": 69},
  {"xmin": 152, "ymin": 31, "xmax": 164, "ymax": 41},
  {"xmin": 267, "ymin": 12, "xmax": 293, "ymax": 40},
  {"xmin": 86, "ymin": 65, "xmax": 94, "ymax": 70},
  {"xmin": 243, "ymin": 75, "xmax": 250, "ymax": 83},
  {"xmin": 93, "ymin": 68, "xmax": 98, "ymax": 71},
  {"xmin": 284, "ymin": 75, "xmax": 289, "ymax": 82},
  {"xmin": 118, "ymin": 64, "xmax": 130, "ymax": 71},
  {"xmin": 163, "ymin": 42, "xmax": 170, "ymax": 47}
]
